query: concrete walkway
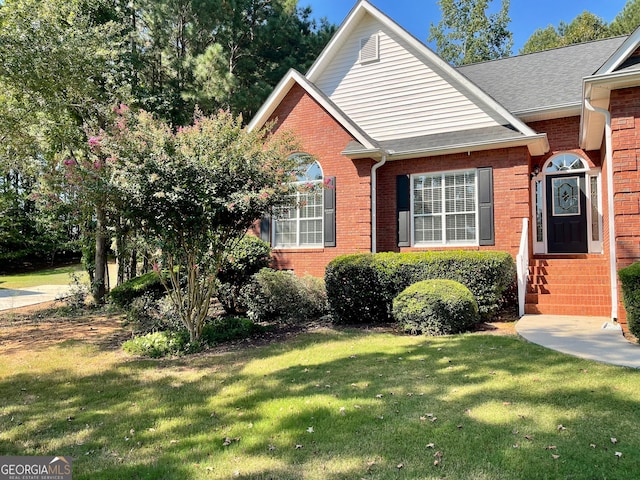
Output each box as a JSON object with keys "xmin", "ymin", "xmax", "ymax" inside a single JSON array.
[
  {"xmin": 0, "ymin": 285, "xmax": 72, "ymax": 311},
  {"xmin": 516, "ymin": 315, "xmax": 640, "ymax": 369}
]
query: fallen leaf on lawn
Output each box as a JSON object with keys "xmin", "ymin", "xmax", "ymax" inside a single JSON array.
[
  {"xmin": 433, "ymin": 460, "xmax": 440, "ymax": 466},
  {"xmin": 420, "ymin": 416, "xmax": 427, "ymax": 421},
  {"xmin": 457, "ymin": 425, "xmax": 463, "ymax": 429},
  {"xmin": 512, "ymin": 429, "xmax": 519, "ymax": 435},
  {"xmin": 295, "ymin": 444, "xmax": 303, "ymax": 449},
  {"xmin": 434, "ymin": 451, "xmax": 443, "ymax": 459},
  {"xmin": 545, "ymin": 445, "xmax": 557, "ymax": 450},
  {"xmin": 426, "ymin": 413, "xmax": 434, "ymax": 417},
  {"xmin": 557, "ymin": 424, "xmax": 566, "ymax": 431},
  {"xmin": 551, "ymin": 454, "xmax": 560, "ymax": 460},
  {"xmin": 524, "ymin": 435, "xmax": 534, "ymax": 441},
  {"xmin": 377, "ymin": 415, "xmax": 384, "ymax": 420},
  {"xmin": 590, "ymin": 444, "xmax": 597, "ymax": 448},
  {"xmin": 426, "ymin": 443, "xmax": 435, "ymax": 449},
  {"xmin": 396, "ymin": 463, "xmax": 404, "ymax": 469},
  {"xmin": 430, "ymin": 417, "xmax": 438, "ymax": 422},
  {"xmin": 339, "ymin": 407, "xmax": 346, "ymax": 416},
  {"xmin": 306, "ymin": 427, "xmax": 314, "ymax": 433},
  {"xmin": 611, "ymin": 437, "xmax": 618, "ymax": 444},
  {"xmin": 503, "ymin": 402, "xmax": 511, "ymax": 406},
  {"xmin": 512, "ymin": 444, "xmax": 520, "ymax": 448},
  {"xmin": 615, "ymin": 451, "xmax": 623, "ymax": 458},
  {"xmin": 354, "ymin": 405, "xmax": 362, "ymax": 409},
  {"xmin": 376, "ymin": 394, "xmax": 384, "ymax": 398},
  {"xmin": 268, "ymin": 445, "xmax": 276, "ymax": 451}
]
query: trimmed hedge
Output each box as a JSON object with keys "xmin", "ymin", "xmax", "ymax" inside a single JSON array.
[
  {"xmin": 109, "ymin": 271, "xmax": 166, "ymax": 309},
  {"xmin": 325, "ymin": 251, "xmax": 515, "ymax": 324},
  {"xmin": 619, "ymin": 262, "xmax": 640, "ymax": 338},
  {"xmin": 393, "ymin": 279, "xmax": 479, "ymax": 335}
]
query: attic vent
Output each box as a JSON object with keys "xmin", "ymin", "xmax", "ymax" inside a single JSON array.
[{"xmin": 359, "ymin": 34, "xmax": 379, "ymax": 63}]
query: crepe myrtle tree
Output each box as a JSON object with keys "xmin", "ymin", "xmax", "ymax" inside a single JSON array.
[{"xmin": 103, "ymin": 108, "xmax": 300, "ymax": 342}]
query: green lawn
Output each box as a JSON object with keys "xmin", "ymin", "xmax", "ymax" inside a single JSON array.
[
  {"xmin": 0, "ymin": 264, "xmax": 87, "ymax": 289},
  {"xmin": 1, "ymin": 325, "xmax": 639, "ymax": 479}
]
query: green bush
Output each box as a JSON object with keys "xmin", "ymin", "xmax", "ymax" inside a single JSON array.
[
  {"xmin": 325, "ymin": 251, "xmax": 515, "ymax": 324},
  {"xmin": 242, "ymin": 268, "xmax": 328, "ymax": 323},
  {"xmin": 392, "ymin": 280, "xmax": 479, "ymax": 335},
  {"xmin": 201, "ymin": 316, "xmax": 267, "ymax": 345},
  {"xmin": 122, "ymin": 330, "xmax": 189, "ymax": 358},
  {"xmin": 217, "ymin": 235, "xmax": 272, "ymax": 314},
  {"xmin": 109, "ymin": 271, "xmax": 166, "ymax": 309},
  {"xmin": 619, "ymin": 262, "xmax": 640, "ymax": 338}
]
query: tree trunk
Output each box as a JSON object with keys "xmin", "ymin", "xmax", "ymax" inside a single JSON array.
[{"xmin": 93, "ymin": 204, "xmax": 108, "ymax": 304}]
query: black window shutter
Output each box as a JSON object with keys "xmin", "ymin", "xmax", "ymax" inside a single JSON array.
[
  {"xmin": 477, "ymin": 167, "xmax": 495, "ymax": 246},
  {"xmin": 260, "ymin": 215, "xmax": 271, "ymax": 245},
  {"xmin": 397, "ymin": 174, "xmax": 411, "ymax": 247},
  {"xmin": 324, "ymin": 177, "xmax": 336, "ymax": 247}
]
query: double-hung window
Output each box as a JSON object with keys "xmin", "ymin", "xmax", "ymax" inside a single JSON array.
[
  {"xmin": 273, "ymin": 159, "xmax": 324, "ymax": 248},
  {"xmin": 412, "ymin": 170, "xmax": 479, "ymax": 246}
]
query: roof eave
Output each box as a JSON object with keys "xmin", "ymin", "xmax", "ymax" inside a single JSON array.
[
  {"xmin": 515, "ymin": 103, "xmax": 582, "ymax": 123},
  {"xmin": 580, "ymin": 70, "xmax": 640, "ymax": 150},
  {"xmin": 362, "ymin": 134, "xmax": 549, "ymax": 161}
]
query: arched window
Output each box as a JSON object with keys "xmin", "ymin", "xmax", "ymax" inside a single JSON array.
[
  {"xmin": 273, "ymin": 155, "xmax": 324, "ymax": 248},
  {"xmin": 544, "ymin": 153, "xmax": 588, "ymax": 173}
]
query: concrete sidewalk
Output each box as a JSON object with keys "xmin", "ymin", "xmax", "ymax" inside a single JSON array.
[
  {"xmin": 516, "ymin": 315, "xmax": 640, "ymax": 369},
  {"xmin": 0, "ymin": 285, "xmax": 72, "ymax": 311}
]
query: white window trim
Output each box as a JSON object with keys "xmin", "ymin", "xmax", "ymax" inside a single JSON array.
[
  {"xmin": 272, "ymin": 184, "xmax": 324, "ymax": 249},
  {"xmin": 410, "ymin": 168, "xmax": 479, "ymax": 247}
]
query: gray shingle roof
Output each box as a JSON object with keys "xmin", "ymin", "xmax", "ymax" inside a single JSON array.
[
  {"xmin": 342, "ymin": 125, "xmax": 525, "ymax": 157},
  {"xmin": 458, "ymin": 37, "xmax": 627, "ymax": 114}
]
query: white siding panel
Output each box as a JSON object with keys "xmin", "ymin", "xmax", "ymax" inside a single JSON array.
[{"xmin": 315, "ymin": 15, "xmax": 505, "ymax": 142}]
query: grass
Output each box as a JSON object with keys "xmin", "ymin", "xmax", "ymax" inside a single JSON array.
[
  {"xmin": 1, "ymin": 325, "xmax": 639, "ymax": 479},
  {"xmin": 0, "ymin": 264, "xmax": 87, "ymax": 289}
]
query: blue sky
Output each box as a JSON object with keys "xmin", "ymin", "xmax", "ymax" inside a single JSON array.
[{"xmin": 301, "ymin": 0, "xmax": 629, "ymax": 54}]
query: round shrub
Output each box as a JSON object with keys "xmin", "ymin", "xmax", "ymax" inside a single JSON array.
[
  {"xmin": 241, "ymin": 268, "xmax": 328, "ymax": 323},
  {"xmin": 619, "ymin": 261, "xmax": 640, "ymax": 338},
  {"xmin": 217, "ymin": 235, "xmax": 272, "ymax": 314},
  {"xmin": 392, "ymin": 279, "xmax": 479, "ymax": 335}
]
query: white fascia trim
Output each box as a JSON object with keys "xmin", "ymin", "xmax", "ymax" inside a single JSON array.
[
  {"xmin": 595, "ymin": 28, "xmax": 640, "ymax": 75},
  {"xmin": 307, "ymin": 1, "xmax": 536, "ymax": 140},
  {"xmin": 247, "ymin": 69, "xmax": 377, "ymax": 151},
  {"xmin": 374, "ymin": 134, "xmax": 549, "ymax": 161},
  {"xmin": 514, "ymin": 103, "xmax": 581, "ymax": 122}
]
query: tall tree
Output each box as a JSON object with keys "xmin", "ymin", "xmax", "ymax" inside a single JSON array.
[
  {"xmin": 429, "ymin": 0, "xmax": 513, "ymax": 66},
  {"xmin": 103, "ymin": 109, "xmax": 300, "ymax": 342},
  {"xmin": 520, "ymin": 11, "xmax": 610, "ymax": 54},
  {"xmin": 0, "ymin": 0, "xmax": 130, "ymax": 301},
  {"xmin": 610, "ymin": 0, "xmax": 640, "ymax": 36}
]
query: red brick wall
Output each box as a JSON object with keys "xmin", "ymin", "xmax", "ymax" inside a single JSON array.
[
  {"xmin": 610, "ymin": 88, "xmax": 640, "ymax": 323},
  {"xmin": 261, "ymin": 84, "xmax": 374, "ymax": 277},
  {"xmin": 376, "ymin": 147, "xmax": 530, "ymax": 256},
  {"xmin": 528, "ymin": 116, "xmax": 601, "ymax": 169}
]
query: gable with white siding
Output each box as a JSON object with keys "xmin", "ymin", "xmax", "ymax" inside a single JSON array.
[{"xmin": 311, "ymin": 12, "xmax": 507, "ymax": 142}]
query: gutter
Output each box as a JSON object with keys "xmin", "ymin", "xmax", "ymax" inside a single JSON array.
[
  {"xmin": 370, "ymin": 152, "xmax": 388, "ymax": 253},
  {"xmin": 584, "ymin": 99, "xmax": 618, "ymax": 321}
]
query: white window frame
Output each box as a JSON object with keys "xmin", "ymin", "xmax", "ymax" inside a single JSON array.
[
  {"xmin": 272, "ymin": 159, "xmax": 324, "ymax": 249},
  {"xmin": 411, "ymin": 168, "xmax": 479, "ymax": 247}
]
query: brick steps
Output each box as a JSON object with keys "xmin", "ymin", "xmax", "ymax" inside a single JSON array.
[{"xmin": 525, "ymin": 256, "xmax": 611, "ymax": 316}]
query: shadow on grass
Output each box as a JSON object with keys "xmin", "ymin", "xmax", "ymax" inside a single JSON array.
[{"xmin": 1, "ymin": 329, "xmax": 639, "ymax": 479}]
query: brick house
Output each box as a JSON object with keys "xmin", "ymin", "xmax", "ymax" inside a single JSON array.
[{"xmin": 248, "ymin": 0, "xmax": 640, "ymax": 328}]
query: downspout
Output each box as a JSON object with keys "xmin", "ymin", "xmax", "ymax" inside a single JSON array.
[
  {"xmin": 585, "ymin": 99, "xmax": 618, "ymax": 320},
  {"xmin": 370, "ymin": 152, "xmax": 388, "ymax": 254}
]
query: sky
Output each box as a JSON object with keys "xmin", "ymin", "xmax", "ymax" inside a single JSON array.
[{"xmin": 300, "ymin": 0, "xmax": 630, "ymax": 54}]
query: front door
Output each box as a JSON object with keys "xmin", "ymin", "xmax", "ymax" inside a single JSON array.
[{"xmin": 545, "ymin": 173, "xmax": 588, "ymax": 254}]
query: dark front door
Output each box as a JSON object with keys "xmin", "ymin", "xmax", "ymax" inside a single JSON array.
[{"xmin": 546, "ymin": 173, "xmax": 588, "ymax": 254}]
